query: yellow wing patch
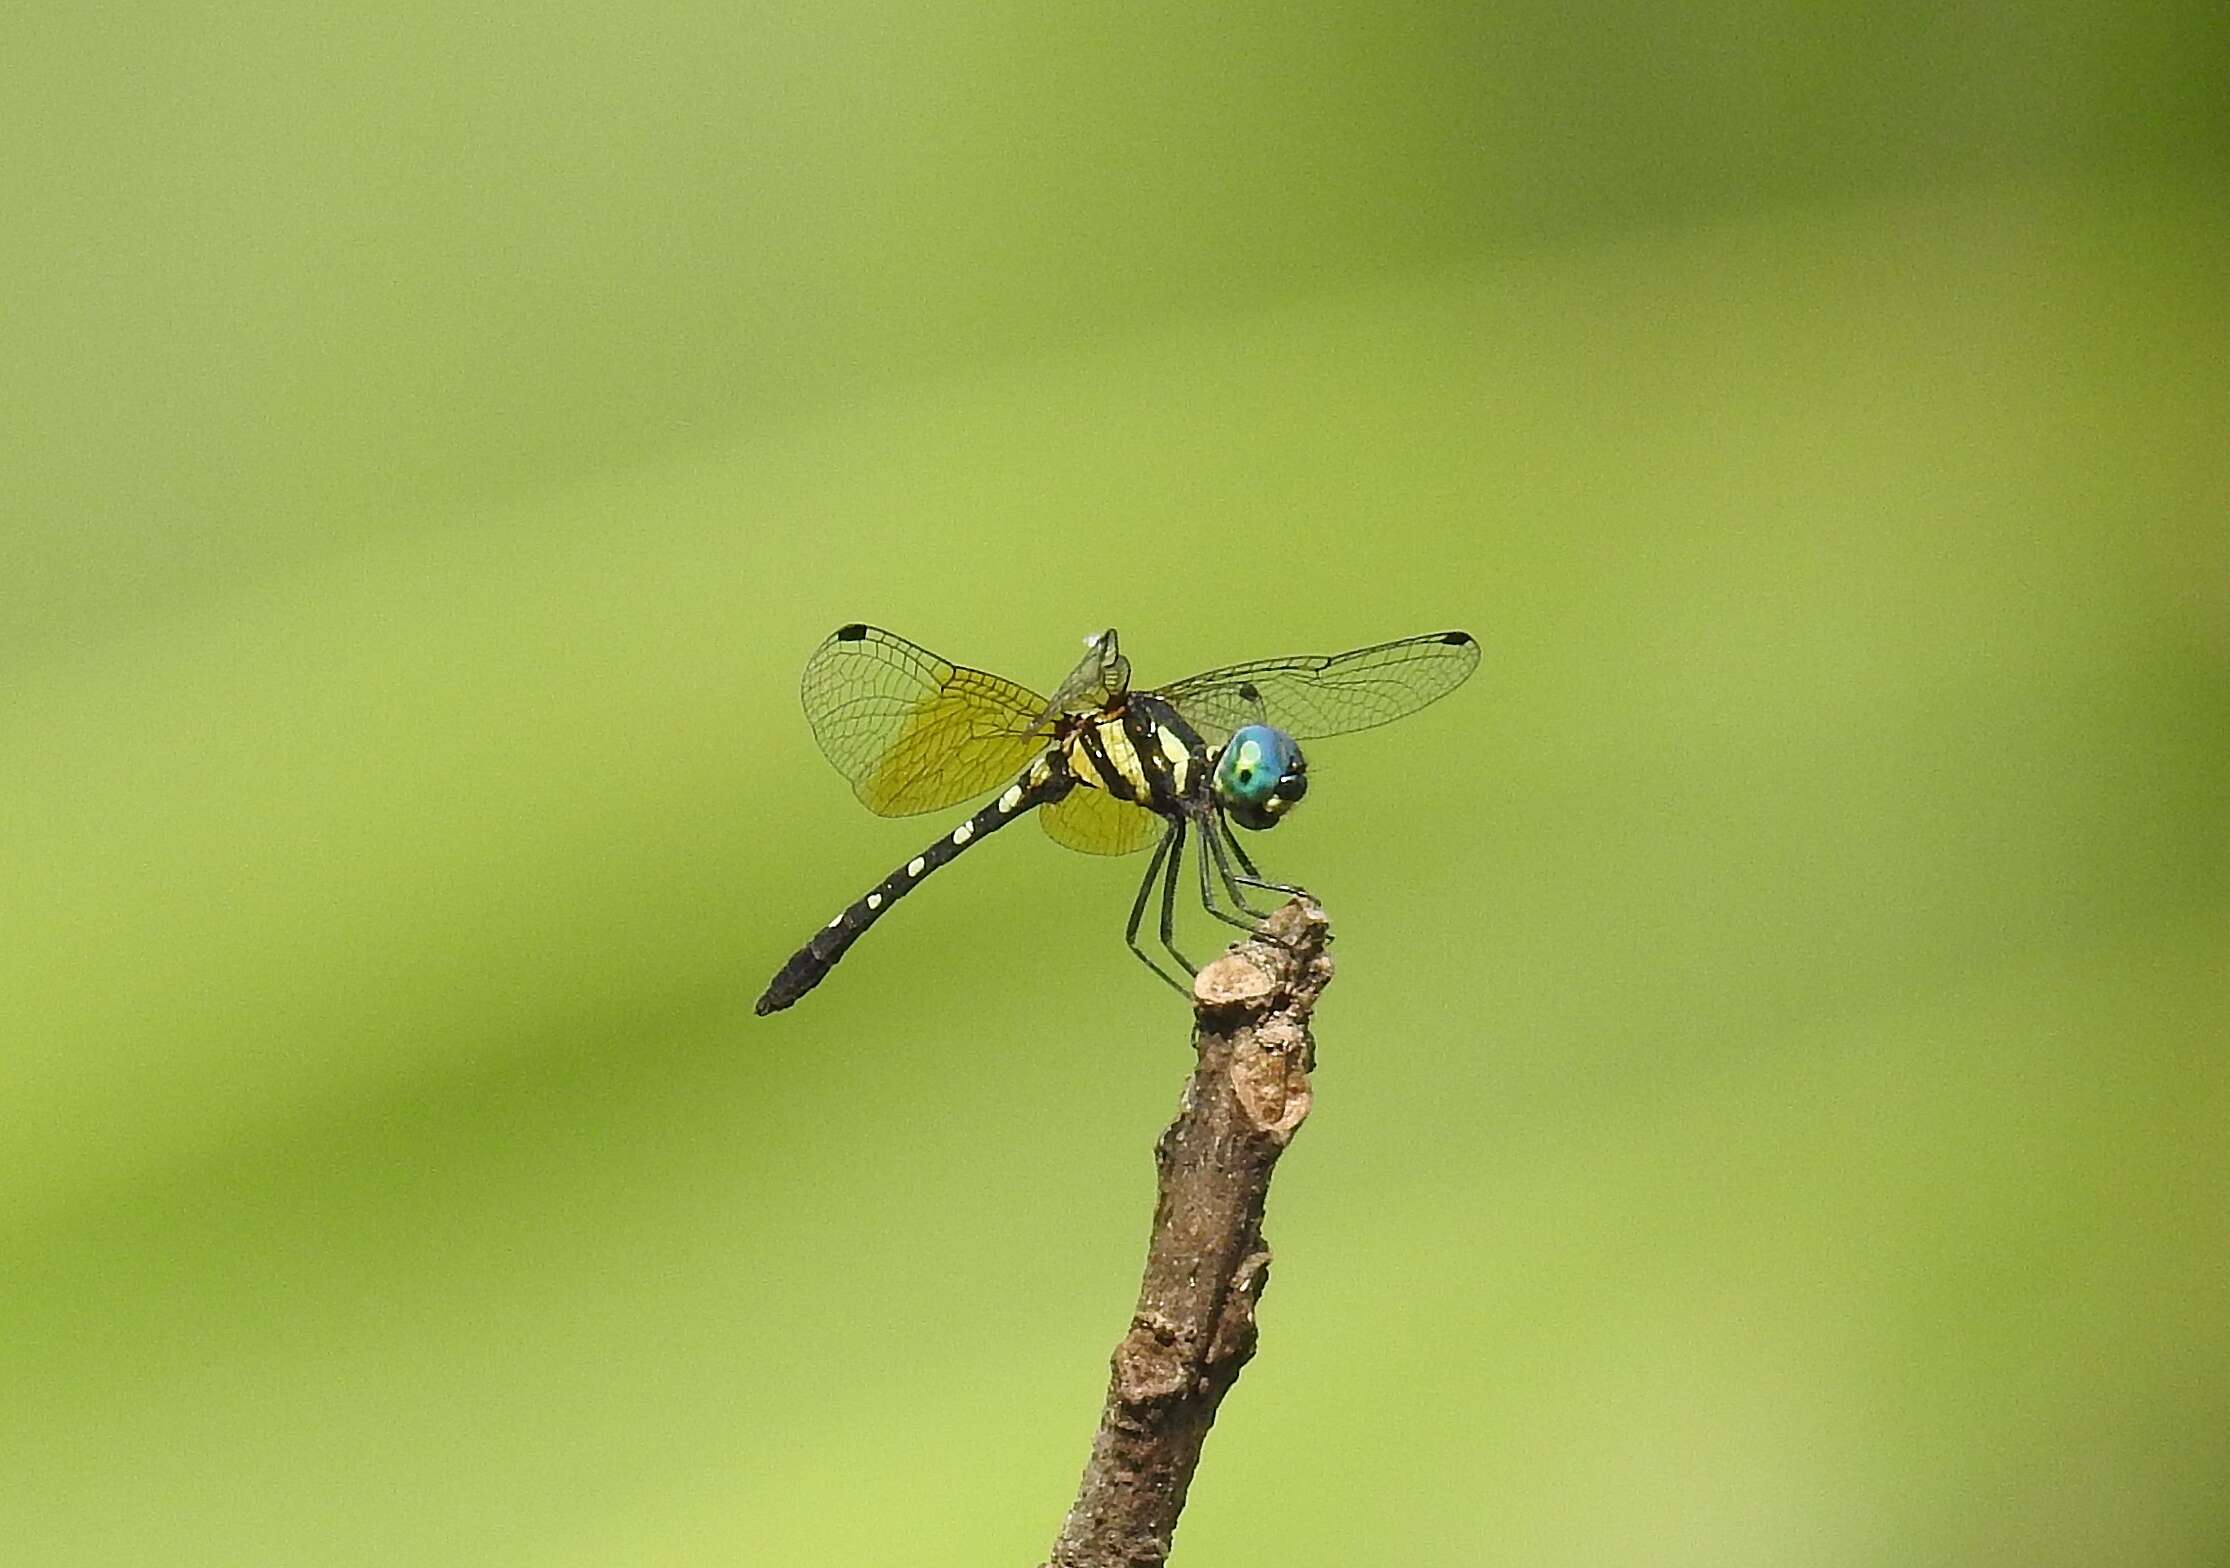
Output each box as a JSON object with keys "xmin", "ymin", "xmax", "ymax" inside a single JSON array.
[
  {"xmin": 799, "ymin": 625, "xmax": 1049, "ymax": 817},
  {"xmin": 852, "ymin": 690, "xmax": 1044, "ymax": 815},
  {"xmin": 1039, "ymin": 787, "xmax": 1163, "ymax": 856}
]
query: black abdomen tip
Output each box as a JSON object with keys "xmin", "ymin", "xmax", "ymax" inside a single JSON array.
[{"xmin": 754, "ymin": 979, "xmax": 800, "ymax": 1014}]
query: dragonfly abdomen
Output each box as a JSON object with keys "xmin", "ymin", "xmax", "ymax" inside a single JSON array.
[{"xmin": 754, "ymin": 762, "xmax": 1074, "ymax": 1015}]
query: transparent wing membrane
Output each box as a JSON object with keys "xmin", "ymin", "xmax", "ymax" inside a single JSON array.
[
  {"xmin": 798, "ymin": 624, "xmax": 1047, "ymax": 816},
  {"xmin": 1038, "ymin": 628, "xmax": 1131, "ymax": 722},
  {"xmin": 1152, "ymin": 631, "xmax": 1480, "ymax": 746}
]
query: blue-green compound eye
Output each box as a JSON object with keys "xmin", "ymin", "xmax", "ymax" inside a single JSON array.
[{"xmin": 1214, "ymin": 724, "xmax": 1308, "ymax": 830}]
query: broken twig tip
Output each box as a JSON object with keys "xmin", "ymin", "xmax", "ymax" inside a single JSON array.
[{"xmin": 1190, "ymin": 895, "xmax": 1333, "ymax": 1014}]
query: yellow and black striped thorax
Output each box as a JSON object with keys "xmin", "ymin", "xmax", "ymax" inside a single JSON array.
[{"xmin": 1054, "ymin": 694, "xmax": 1206, "ymax": 815}]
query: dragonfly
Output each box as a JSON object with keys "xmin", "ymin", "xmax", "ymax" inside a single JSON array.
[{"xmin": 755, "ymin": 623, "xmax": 1480, "ymax": 1015}]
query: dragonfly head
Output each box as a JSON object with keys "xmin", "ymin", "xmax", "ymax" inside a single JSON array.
[{"xmin": 1214, "ymin": 724, "xmax": 1308, "ymax": 830}]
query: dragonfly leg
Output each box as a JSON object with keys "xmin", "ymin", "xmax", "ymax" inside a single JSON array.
[
  {"xmin": 1202, "ymin": 819, "xmax": 1273, "ymax": 921},
  {"xmin": 1126, "ymin": 823, "xmax": 1191, "ymax": 995},
  {"xmin": 1207, "ymin": 816, "xmax": 1309, "ymax": 954},
  {"xmin": 1158, "ymin": 819, "xmax": 1198, "ymax": 977},
  {"xmin": 1220, "ymin": 816, "xmax": 1304, "ymax": 900},
  {"xmin": 1204, "ymin": 816, "xmax": 1298, "ymax": 922},
  {"xmin": 1197, "ymin": 813, "xmax": 1264, "ymax": 933}
]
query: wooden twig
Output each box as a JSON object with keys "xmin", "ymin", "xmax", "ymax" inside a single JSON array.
[{"xmin": 1044, "ymin": 896, "xmax": 1335, "ymax": 1568}]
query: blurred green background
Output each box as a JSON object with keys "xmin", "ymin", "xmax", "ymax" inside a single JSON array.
[{"xmin": 4, "ymin": 3, "xmax": 2226, "ymax": 1564}]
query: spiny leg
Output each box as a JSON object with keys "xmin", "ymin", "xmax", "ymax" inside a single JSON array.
[
  {"xmin": 1203, "ymin": 814, "xmax": 1285, "ymax": 920},
  {"xmin": 1125, "ymin": 822, "xmax": 1190, "ymax": 996},
  {"xmin": 1206, "ymin": 815, "xmax": 1309, "ymax": 953},
  {"xmin": 1220, "ymin": 815, "xmax": 1303, "ymax": 899},
  {"xmin": 1196, "ymin": 812, "xmax": 1263, "ymax": 934},
  {"xmin": 1201, "ymin": 815, "xmax": 1271, "ymax": 921},
  {"xmin": 1158, "ymin": 818, "xmax": 1198, "ymax": 978}
]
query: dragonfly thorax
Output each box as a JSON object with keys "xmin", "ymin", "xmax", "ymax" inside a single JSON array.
[
  {"xmin": 1212, "ymin": 724, "xmax": 1308, "ymax": 831},
  {"xmin": 1054, "ymin": 694, "xmax": 1212, "ymax": 816}
]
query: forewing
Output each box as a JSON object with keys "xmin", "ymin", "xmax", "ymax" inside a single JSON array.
[
  {"xmin": 1039, "ymin": 787, "xmax": 1164, "ymax": 856},
  {"xmin": 799, "ymin": 624, "xmax": 1048, "ymax": 816},
  {"xmin": 1154, "ymin": 631, "xmax": 1480, "ymax": 745}
]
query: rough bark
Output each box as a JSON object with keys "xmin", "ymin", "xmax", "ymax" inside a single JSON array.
[{"xmin": 1044, "ymin": 896, "xmax": 1334, "ymax": 1568}]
